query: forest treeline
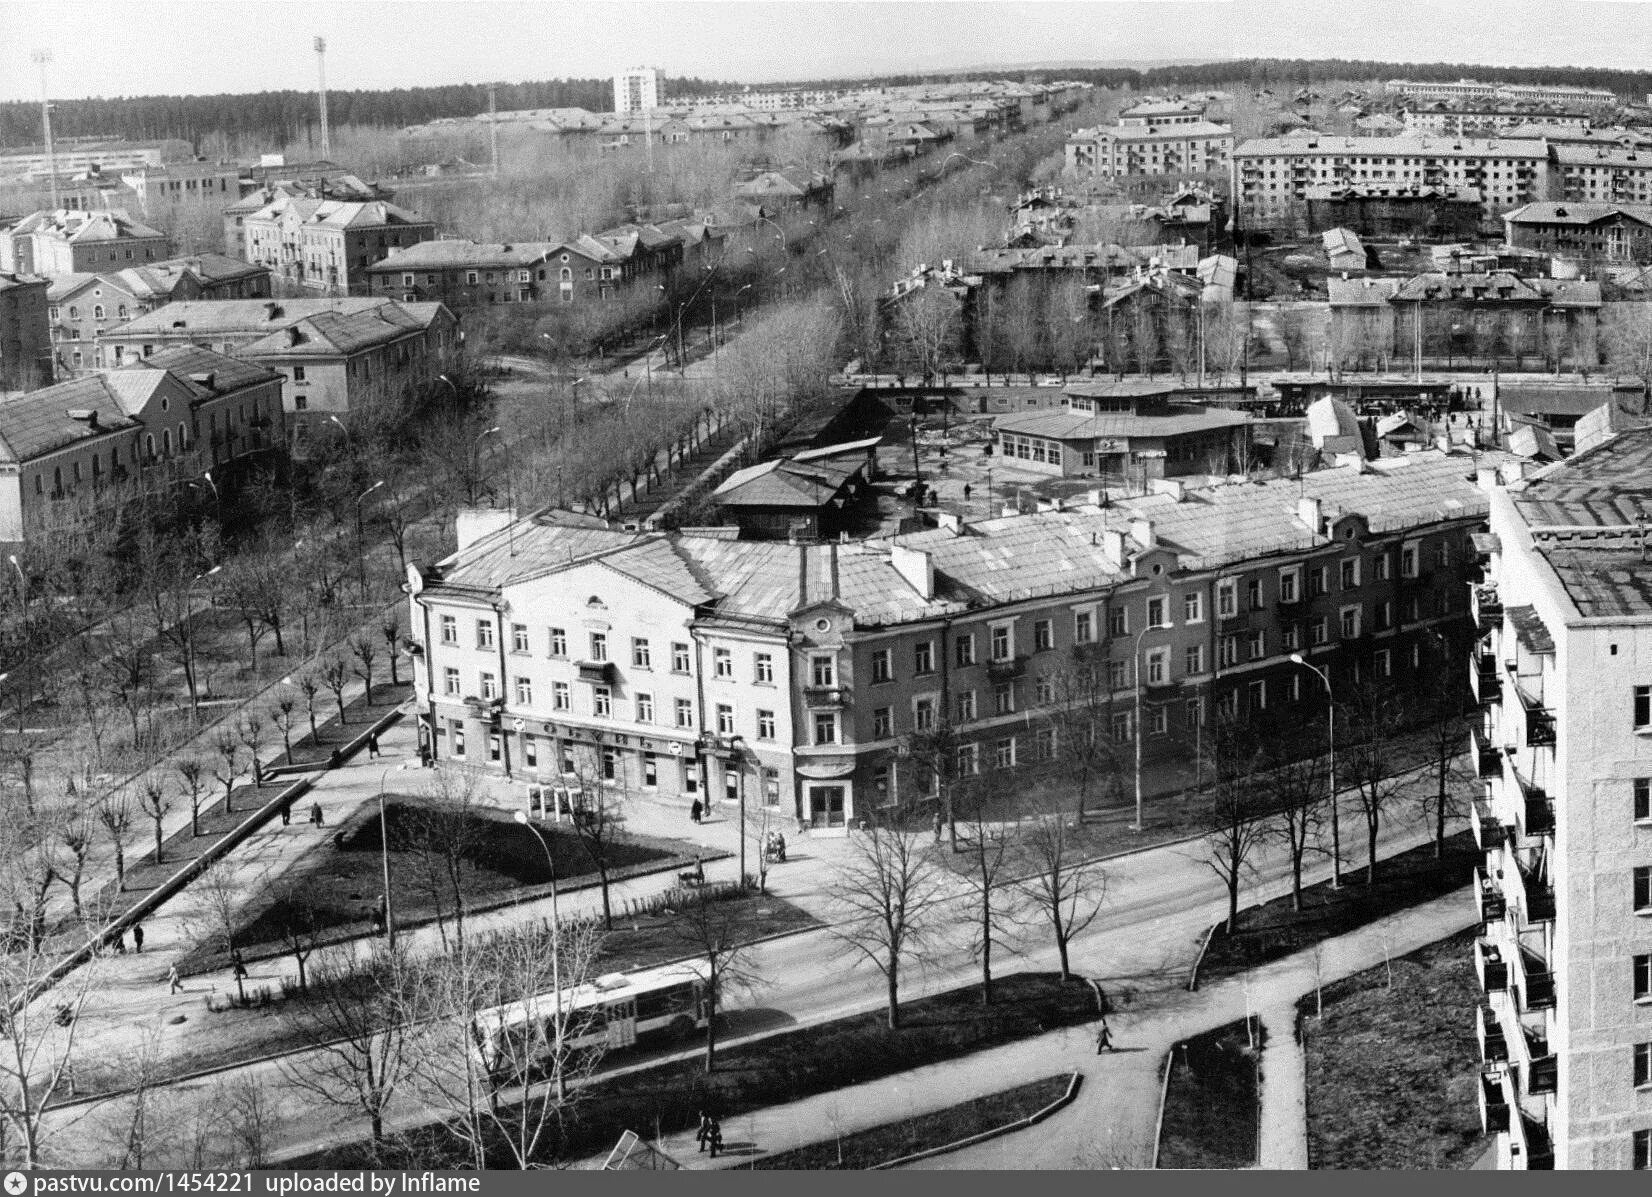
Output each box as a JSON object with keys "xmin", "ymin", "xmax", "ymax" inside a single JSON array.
[{"xmin": 3, "ymin": 56, "xmax": 1648, "ymax": 155}]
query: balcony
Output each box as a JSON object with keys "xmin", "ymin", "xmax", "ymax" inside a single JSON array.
[
  {"xmin": 1479, "ymin": 1069, "xmax": 1511, "ymax": 1135},
  {"xmin": 576, "ymin": 660, "xmax": 615, "ymax": 685},
  {"xmin": 1471, "ymin": 729, "xmax": 1500, "ymax": 780},
  {"xmin": 1473, "ymin": 584, "xmax": 1503, "ymax": 630},
  {"xmin": 1516, "ymin": 1113, "xmax": 1555, "ymax": 1170},
  {"xmin": 1523, "ymin": 790, "xmax": 1554, "ymax": 838},
  {"xmin": 1470, "ymin": 653, "xmax": 1501, "ymax": 706},
  {"xmin": 1521, "ymin": 966, "xmax": 1557, "ymax": 1012},
  {"xmin": 1471, "ymin": 793, "xmax": 1509, "ymax": 852},
  {"xmin": 1515, "ymin": 862, "xmax": 1556, "ymax": 924},
  {"xmin": 1476, "ymin": 867, "xmax": 1507, "ymax": 925},
  {"xmin": 1526, "ymin": 1053, "xmax": 1557, "ymax": 1096},
  {"xmin": 986, "ymin": 656, "xmax": 1026, "ymax": 683},
  {"xmin": 1476, "ymin": 1005, "xmax": 1509, "ymax": 1066},
  {"xmin": 1476, "ymin": 938, "xmax": 1509, "ymax": 992},
  {"xmin": 802, "ymin": 684, "xmax": 851, "ymax": 709},
  {"xmin": 1526, "ymin": 708, "xmax": 1555, "ymax": 748}
]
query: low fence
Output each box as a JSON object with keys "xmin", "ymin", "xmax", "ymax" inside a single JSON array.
[{"xmin": 870, "ymin": 1070, "xmax": 1084, "ymax": 1169}]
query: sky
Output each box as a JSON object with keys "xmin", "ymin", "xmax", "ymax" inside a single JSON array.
[{"xmin": 2, "ymin": 0, "xmax": 1648, "ymax": 104}]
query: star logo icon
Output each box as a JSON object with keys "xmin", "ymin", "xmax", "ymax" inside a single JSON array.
[{"xmin": 5, "ymin": 1171, "xmax": 28, "ymax": 1195}]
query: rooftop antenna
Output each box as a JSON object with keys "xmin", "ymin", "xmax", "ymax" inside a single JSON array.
[
  {"xmin": 314, "ymin": 36, "xmax": 331, "ymax": 160},
  {"xmin": 32, "ymin": 50, "xmax": 57, "ymax": 211}
]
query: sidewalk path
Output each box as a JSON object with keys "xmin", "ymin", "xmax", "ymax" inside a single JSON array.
[{"xmin": 1257, "ymin": 1001, "xmax": 1309, "ymax": 1169}]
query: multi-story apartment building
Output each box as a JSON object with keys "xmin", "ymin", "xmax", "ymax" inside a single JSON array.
[
  {"xmin": 408, "ymin": 451, "xmax": 1489, "ymax": 831},
  {"xmin": 614, "ymin": 68, "xmax": 661, "ymax": 115},
  {"xmin": 0, "ymin": 209, "xmax": 171, "ymax": 278},
  {"xmin": 1470, "ymin": 427, "xmax": 1652, "ymax": 1170},
  {"xmin": 1235, "ymin": 135, "xmax": 1549, "ymax": 229},
  {"xmin": 240, "ymin": 195, "xmax": 436, "ymax": 295},
  {"xmin": 1402, "ymin": 109, "xmax": 1590, "ymax": 136},
  {"xmin": 1504, "ymin": 202, "xmax": 1652, "ymax": 265},
  {"xmin": 1386, "ymin": 79, "xmax": 1616, "ymax": 107},
  {"xmin": 1065, "ymin": 116, "xmax": 1233, "ymax": 179},
  {"xmin": 1551, "ymin": 144, "xmax": 1652, "ymax": 206},
  {"xmin": 0, "ymin": 271, "xmax": 51, "ymax": 392},
  {"xmin": 0, "ymin": 347, "xmax": 283, "ymax": 545},
  {"xmin": 46, "ymin": 255, "xmax": 272, "ymax": 374},
  {"xmin": 221, "ymin": 176, "xmax": 395, "ymax": 258},
  {"xmin": 99, "ymin": 297, "xmax": 456, "ymax": 450},
  {"xmin": 117, "ymin": 162, "xmax": 243, "ymax": 215},
  {"xmin": 0, "ymin": 139, "xmax": 191, "ymax": 184}
]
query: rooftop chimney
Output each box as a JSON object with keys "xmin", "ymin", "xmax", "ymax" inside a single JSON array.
[
  {"xmin": 1129, "ymin": 517, "xmax": 1155, "ymax": 550},
  {"xmin": 889, "ymin": 544, "xmax": 934, "ymax": 600},
  {"xmin": 1297, "ymin": 496, "xmax": 1323, "ymax": 535}
]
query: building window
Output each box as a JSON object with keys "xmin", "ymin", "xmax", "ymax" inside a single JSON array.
[
  {"xmin": 549, "ymin": 627, "xmax": 567, "ymax": 657},
  {"xmin": 1247, "ymin": 629, "xmax": 1265, "ymax": 659},
  {"xmin": 553, "ymin": 682, "xmax": 570, "ymax": 710},
  {"xmin": 1637, "ymin": 866, "xmax": 1652, "ymax": 915},
  {"xmin": 1374, "ymin": 648, "xmax": 1392, "ymax": 678},
  {"xmin": 1401, "ymin": 544, "xmax": 1418, "ymax": 577},
  {"xmin": 1034, "ymin": 619, "xmax": 1053, "ymax": 651},
  {"xmin": 994, "ymin": 684, "xmax": 1015, "ymax": 715},
  {"xmin": 995, "ymin": 736, "xmax": 1016, "ymax": 769},
  {"xmin": 1278, "ymin": 567, "xmax": 1300, "ymax": 603},
  {"xmin": 914, "ymin": 641, "xmax": 934, "ymax": 674},
  {"xmin": 1035, "ymin": 675, "xmax": 1054, "ymax": 704},
  {"xmin": 871, "ymin": 649, "xmax": 893, "ymax": 683},
  {"xmin": 755, "ymin": 653, "xmax": 774, "ymax": 684},
  {"xmin": 873, "ymin": 706, "xmax": 893, "ymax": 738},
  {"xmin": 1219, "ymin": 635, "xmax": 1238, "ymax": 668},
  {"xmin": 811, "ymin": 654, "xmax": 836, "ymax": 686},
  {"xmin": 955, "ymin": 634, "xmax": 976, "ymax": 666},
  {"xmin": 1036, "ymin": 726, "xmax": 1057, "ymax": 761},
  {"xmin": 914, "ymin": 696, "xmax": 935, "ymax": 732},
  {"xmin": 1634, "ymin": 1128, "xmax": 1651, "ymax": 1170},
  {"xmin": 635, "ymin": 692, "xmax": 654, "ymax": 723},
  {"xmin": 1311, "ymin": 617, "xmax": 1329, "ymax": 647},
  {"xmin": 672, "ymin": 642, "xmax": 691, "ymax": 673},
  {"xmin": 523, "ymin": 736, "xmax": 538, "ymax": 769},
  {"xmin": 1247, "ymin": 679, "xmax": 1267, "ymax": 711},
  {"xmin": 1184, "ymin": 592, "xmax": 1204, "ymax": 623},
  {"xmin": 1638, "ymin": 686, "xmax": 1652, "ymax": 730},
  {"xmin": 1217, "ymin": 580, "xmax": 1237, "ymax": 617},
  {"xmin": 1340, "ymin": 558, "xmax": 1360, "ymax": 590},
  {"xmin": 1375, "ymin": 600, "xmax": 1393, "ymax": 631},
  {"xmin": 1146, "ymin": 597, "xmax": 1167, "ymax": 629},
  {"xmin": 1111, "ymin": 711, "xmax": 1135, "ymax": 743},
  {"xmin": 757, "ymin": 709, "xmax": 776, "ymax": 740},
  {"xmin": 514, "ymin": 676, "xmax": 532, "ymax": 705},
  {"xmin": 1185, "ymin": 696, "xmax": 1205, "ymax": 729},
  {"xmin": 1635, "ymin": 1042, "xmax": 1652, "ymax": 1089},
  {"xmin": 511, "ymin": 623, "xmax": 529, "ymax": 653},
  {"xmin": 717, "ymin": 703, "xmax": 735, "ymax": 735},
  {"xmin": 440, "ymin": 615, "xmax": 457, "ymax": 644},
  {"xmin": 813, "ymin": 711, "xmax": 837, "ymax": 745},
  {"xmin": 1636, "ymin": 778, "xmax": 1651, "ymax": 823},
  {"xmin": 1075, "ymin": 609, "xmax": 1095, "ymax": 644},
  {"xmin": 991, "ymin": 624, "xmax": 1013, "ymax": 661},
  {"xmin": 602, "ymin": 747, "xmax": 618, "ymax": 780},
  {"xmin": 1374, "ymin": 552, "xmax": 1391, "ymax": 581},
  {"xmin": 1185, "ymin": 645, "xmax": 1205, "ymax": 675},
  {"xmin": 631, "ymin": 638, "xmax": 652, "ymax": 669},
  {"xmin": 1149, "ymin": 706, "xmax": 1168, "ymax": 736},
  {"xmin": 442, "ymin": 667, "xmax": 460, "ymax": 695},
  {"xmin": 1245, "ymin": 578, "xmax": 1264, "ymax": 611},
  {"xmin": 1636, "ymin": 953, "xmax": 1652, "ymax": 1001},
  {"xmin": 1109, "ymin": 606, "xmax": 1128, "ymax": 637},
  {"xmin": 955, "ymin": 690, "xmax": 977, "ymax": 722},
  {"xmin": 452, "ymin": 723, "xmax": 465, "ymax": 757},
  {"xmin": 643, "ymin": 753, "xmax": 658, "ymax": 787},
  {"xmin": 1146, "ymin": 646, "xmax": 1169, "ymax": 685},
  {"xmin": 593, "ymin": 686, "xmax": 612, "ymax": 717},
  {"xmin": 675, "ymin": 698, "xmax": 694, "ymax": 728},
  {"xmin": 956, "ymin": 742, "xmax": 980, "ymax": 776},
  {"xmin": 713, "ymin": 648, "xmax": 733, "ymax": 678}
]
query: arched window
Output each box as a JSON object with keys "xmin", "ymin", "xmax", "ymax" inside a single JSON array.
[
  {"xmin": 93, "ymin": 304, "xmax": 104, "ymax": 320},
  {"xmin": 52, "ymin": 466, "xmax": 61, "ymax": 493},
  {"xmin": 161, "ymin": 430, "xmax": 171, "ymax": 457},
  {"xmin": 68, "ymin": 306, "xmax": 78, "ymax": 319},
  {"xmin": 34, "ymin": 474, "xmax": 42, "ymax": 495},
  {"xmin": 145, "ymin": 434, "xmax": 155, "ymax": 460},
  {"xmin": 177, "ymin": 422, "xmax": 187, "ymax": 450},
  {"xmin": 117, "ymin": 304, "xmax": 128, "ymax": 318},
  {"xmin": 560, "ymin": 267, "xmax": 572, "ymax": 282}
]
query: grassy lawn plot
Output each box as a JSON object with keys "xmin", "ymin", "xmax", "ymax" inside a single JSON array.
[
  {"xmin": 1198, "ymin": 831, "xmax": 1478, "ymax": 983},
  {"xmin": 754, "ymin": 1073, "xmax": 1073, "ymax": 1169},
  {"xmin": 178, "ymin": 795, "xmax": 689, "ymax": 973},
  {"xmin": 1300, "ymin": 928, "xmax": 1488, "ymax": 1170},
  {"xmin": 309, "ymin": 972, "xmax": 1105, "ymax": 1168},
  {"xmin": 1156, "ymin": 1017, "xmax": 1262, "ymax": 1170}
]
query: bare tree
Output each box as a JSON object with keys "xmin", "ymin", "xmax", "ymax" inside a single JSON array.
[
  {"xmin": 236, "ymin": 713, "xmax": 267, "ymax": 789},
  {"xmin": 1044, "ymin": 649, "xmax": 1124, "ymax": 822},
  {"xmin": 1339, "ymin": 679, "xmax": 1408, "ymax": 885},
  {"xmin": 673, "ymin": 882, "xmax": 765, "ymax": 1072},
  {"xmin": 58, "ymin": 812, "xmax": 94, "ymax": 923},
  {"xmin": 191, "ymin": 860, "xmax": 243, "ymax": 981},
  {"xmin": 949, "ymin": 779, "xmax": 1015, "ymax": 1005},
  {"xmin": 827, "ymin": 813, "xmax": 945, "ymax": 1029},
  {"xmin": 1014, "ymin": 807, "xmax": 1108, "ymax": 981},
  {"xmin": 1205, "ymin": 720, "xmax": 1270, "ymax": 933},
  {"xmin": 564, "ymin": 752, "xmax": 627, "ymax": 931},
  {"xmin": 381, "ymin": 613, "xmax": 404, "ymax": 687},
  {"xmin": 282, "ymin": 941, "xmax": 411, "ymax": 1155},
  {"xmin": 273, "ymin": 883, "xmax": 324, "ymax": 995},
  {"xmin": 350, "ymin": 634, "xmax": 379, "ymax": 707},
  {"xmin": 175, "ymin": 757, "xmax": 208, "ymax": 838},
  {"xmin": 97, "ymin": 791, "xmax": 135, "ymax": 890},
  {"xmin": 211, "ymin": 731, "xmax": 244, "ymax": 815},
  {"xmin": 1417, "ymin": 634, "xmax": 1469, "ymax": 858},
  {"xmin": 320, "ymin": 656, "xmax": 352, "ymax": 727},
  {"xmin": 221, "ymin": 1074, "xmax": 275, "ymax": 1168},
  {"xmin": 140, "ymin": 778, "xmax": 171, "ymax": 864},
  {"xmin": 271, "ymin": 698, "xmax": 298, "ymax": 765},
  {"xmin": 400, "ymin": 769, "xmax": 488, "ymax": 952},
  {"xmin": 1261, "ymin": 721, "xmax": 1326, "ymax": 912},
  {"xmin": 296, "ymin": 673, "xmax": 322, "ymax": 741}
]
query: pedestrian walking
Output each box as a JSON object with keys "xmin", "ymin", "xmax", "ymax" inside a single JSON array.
[
  {"xmin": 280, "ymin": 802, "xmax": 291, "ymax": 827},
  {"xmin": 690, "ymin": 798, "xmax": 703, "ymax": 824},
  {"xmin": 232, "ymin": 951, "xmax": 248, "ymax": 982},
  {"xmin": 167, "ymin": 964, "xmax": 182, "ymax": 995},
  {"xmin": 932, "ymin": 809, "xmax": 943, "ymax": 843},
  {"xmin": 367, "ymin": 731, "xmax": 381, "ymax": 759},
  {"xmin": 708, "ymin": 1118, "xmax": 723, "ymax": 1159},
  {"xmin": 132, "ymin": 924, "xmax": 144, "ymax": 953},
  {"xmin": 113, "ymin": 932, "xmax": 125, "ymax": 955},
  {"xmin": 1095, "ymin": 1018, "xmax": 1115, "ymax": 1054},
  {"xmin": 328, "ymin": 748, "xmax": 342, "ymax": 770},
  {"xmin": 311, "ymin": 801, "xmax": 325, "ymax": 827},
  {"xmin": 696, "ymin": 1112, "xmax": 712, "ymax": 1153},
  {"xmin": 371, "ymin": 906, "xmax": 386, "ymax": 936}
]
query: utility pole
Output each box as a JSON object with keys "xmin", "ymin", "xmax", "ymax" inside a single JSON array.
[
  {"xmin": 314, "ymin": 36, "xmax": 331, "ymax": 160},
  {"xmin": 32, "ymin": 51, "xmax": 57, "ymax": 211},
  {"xmin": 488, "ymin": 82, "xmax": 500, "ymax": 179}
]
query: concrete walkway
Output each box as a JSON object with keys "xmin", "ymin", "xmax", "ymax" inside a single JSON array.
[
  {"xmin": 1257, "ymin": 1002, "xmax": 1309, "ymax": 1169},
  {"xmin": 578, "ymin": 888, "xmax": 1475, "ymax": 1170}
]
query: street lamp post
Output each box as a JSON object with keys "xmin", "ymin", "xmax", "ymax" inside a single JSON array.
[
  {"xmin": 354, "ymin": 481, "xmax": 385, "ymax": 602},
  {"xmin": 1132, "ymin": 618, "xmax": 1168, "ymax": 832},
  {"xmin": 512, "ymin": 810, "xmax": 567, "ymax": 1101},
  {"xmin": 1289, "ymin": 652, "xmax": 1340, "ymax": 888},
  {"xmin": 727, "ymin": 735, "xmax": 748, "ymax": 886},
  {"xmin": 7, "ymin": 555, "xmax": 29, "ymax": 724},
  {"xmin": 201, "ymin": 470, "xmax": 222, "ymax": 525},
  {"xmin": 734, "ymin": 283, "xmax": 752, "ymax": 326},
  {"xmin": 472, "ymin": 425, "xmax": 500, "ymax": 506},
  {"xmin": 378, "ymin": 765, "xmax": 399, "ymax": 948}
]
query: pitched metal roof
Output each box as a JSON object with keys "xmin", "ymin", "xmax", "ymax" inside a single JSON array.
[
  {"xmin": 712, "ymin": 457, "xmax": 861, "ymax": 508},
  {"xmin": 1512, "ymin": 425, "xmax": 1652, "ymax": 527},
  {"xmin": 994, "ymin": 405, "xmax": 1250, "ymax": 440},
  {"xmin": 0, "ymin": 375, "xmax": 137, "ymax": 462}
]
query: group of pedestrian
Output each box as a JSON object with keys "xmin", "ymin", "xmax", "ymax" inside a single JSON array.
[{"xmin": 696, "ymin": 1112, "xmax": 724, "ymax": 1158}]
